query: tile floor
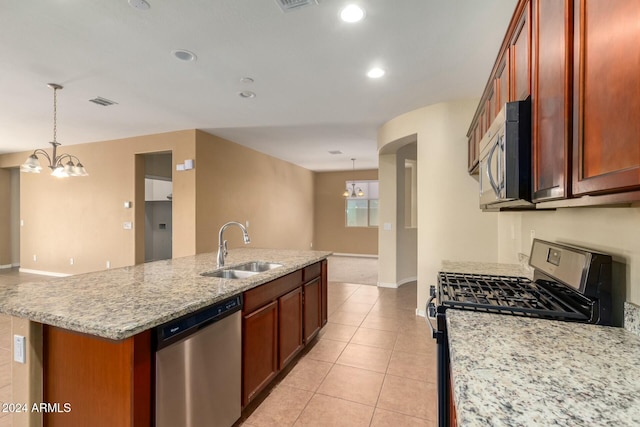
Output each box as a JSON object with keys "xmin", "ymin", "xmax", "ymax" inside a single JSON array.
[{"xmin": 238, "ymin": 281, "xmax": 437, "ymax": 427}]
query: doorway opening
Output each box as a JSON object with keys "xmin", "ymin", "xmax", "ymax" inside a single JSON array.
[{"xmin": 143, "ymin": 152, "xmax": 173, "ymax": 262}]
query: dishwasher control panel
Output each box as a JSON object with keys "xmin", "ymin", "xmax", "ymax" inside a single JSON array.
[{"xmin": 156, "ymin": 294, "xmax": 243, "ymax": 349}]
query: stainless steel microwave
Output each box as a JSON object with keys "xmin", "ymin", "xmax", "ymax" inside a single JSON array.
[{"xmin": 479, "ymin": 99, "xmax": 532, "ymax": 209}]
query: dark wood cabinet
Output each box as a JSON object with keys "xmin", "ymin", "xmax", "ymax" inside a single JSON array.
[
  {"xmin": 278, "ymin": 287, "xmax": 303, "ymax": 369},
  {"xmin": 303, "ymin": 278, "xmax": 322, "ymax": 343},
  {"xmin": 43, "ymin": 327, "xmax": 151, "ymax": 427},
  {"xmin": 496, "ymin": 53, "xmax": 509, "ymax": 107},
  {"xmin": 242, "ymin": 261, "xmax": 327, "ymax": 407},
  {"xmin": 510, "ymin": 1, "xmax": 531, "ymax": 102},
  {"xmin": 572, "ymin": 0, "xmax": 640, "ymax": 196},
  {"xmin": 532, "ymin": 0, "xmax": 572, "ymax": 202},
  {"xmin": 242, "ymin": 300, "xmax": 278, "ymax": 406}
]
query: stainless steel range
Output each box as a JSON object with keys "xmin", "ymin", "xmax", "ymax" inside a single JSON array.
[{"xmin": 427, "ymin": 239, "xmax": 613, "ymax": 427}]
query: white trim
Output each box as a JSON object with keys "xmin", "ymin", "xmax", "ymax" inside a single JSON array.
[
  {"xmin": 377, "ymin": 276, "xmax": 417, "ymax": 289},
  {"xmin": 415, "ymin": 308, "xmax": 427, "ymax": 317},
  {"xmin": 0, "ymin": 264, "xmax": 12, "ymax": 270},
  {"xmin": 377, "ymin": 281, "xmax": 397, "ymax": 288},
  {"xmin": 12, "ymin": 263, "xmax": 20, "ymax": 268},
  {"xmin": 331, "ymin": 253, "xmax": 378, "ymax": 259},
  {"xmin": 18, "ymin": 268, "xmax": 71, "ymax": 277}
]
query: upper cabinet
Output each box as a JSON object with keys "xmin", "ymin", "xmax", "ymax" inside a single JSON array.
[
  {"xmin": 572, "ymin": 0, "xmax": 640, "ymax": 196},
  {"xmin": 531, "ymin": 0, "xmax": 571, "ymax": 202},
  {"xmin": 469, "ymin": 0, "xmax": 640, "ymax": 207}
]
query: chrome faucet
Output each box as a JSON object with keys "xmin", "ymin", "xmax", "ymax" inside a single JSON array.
[{"xmin": 217, "ymin": 221, "xmax": 251, "ymax": 267}]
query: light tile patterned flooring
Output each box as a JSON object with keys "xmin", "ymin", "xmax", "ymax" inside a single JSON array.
[{"xmin": 239, "ymin": 281, "xmax": 437, "ymax": 427}]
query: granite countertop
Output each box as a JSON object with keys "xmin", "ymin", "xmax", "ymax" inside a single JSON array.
[
  {"xmin": 0, "ymin": 248, "xmax": 331, "ymax": 340},
  {"xmin": 441, "ymin": 260, "xmax": 534, "ymax": 280},
  {"xmin": 441, "ymin": 260, "xmax": 640, "ymax": 426},
  {"xmin": 447, "ymin": 310, "xmax": 640, "ymax": 426}
]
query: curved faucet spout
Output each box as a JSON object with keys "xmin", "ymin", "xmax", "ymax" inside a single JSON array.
[{"xmin": 217, "ymin": 221, "xmax": 251, "ymax": 268}]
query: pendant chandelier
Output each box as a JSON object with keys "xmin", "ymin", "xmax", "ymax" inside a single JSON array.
[
  {"xmin": 343, "ymin": 158, "xmax": 364, "ymax": 198},
  {"xmin": 20, "ymin": 83, "xmax": 88, "ymax": 177}
]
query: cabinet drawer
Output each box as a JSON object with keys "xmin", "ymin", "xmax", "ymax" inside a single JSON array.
[
  {"xmin": 243, "ymin": 270, "xmax": 303, "ymax": 313},
  {"xmin": 302, "ymin": 262, "xmax": 322, "ymax": 282}
]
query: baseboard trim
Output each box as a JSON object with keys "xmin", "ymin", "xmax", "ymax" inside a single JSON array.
[
  {"xmin": 377, "ymin": 276, "xmax": 417, "ymax": 289},
  {"xmin": 18, "ymin": 268, "xmax": 70, "ymax": 277},
  {"xmin": 331, "ymin": 253, "xmax": 378, "ymax": 259},
  {"xmin": 415, "ymin": 308, "xmax": 427, "ymax": 318},
  {"xmin": 0, "ymin": 264, "xmax": 12, "ymax": 270}
]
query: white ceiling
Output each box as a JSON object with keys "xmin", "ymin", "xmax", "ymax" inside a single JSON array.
[{"xmin": 0, "ymin": 0, "xmax": 517, "ymax": 171}]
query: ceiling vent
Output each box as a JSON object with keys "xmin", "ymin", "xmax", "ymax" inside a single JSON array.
[
  {"xmin": 89, "ymin": 97, "xmax": 118, "ymax": 107},
  {"xmin": 275, "ymin": 0, "xmax": 318, "ymax": 13},
  {"xmin": 328, "ymin": 150, "xmax": 343, "ymax": 155}
]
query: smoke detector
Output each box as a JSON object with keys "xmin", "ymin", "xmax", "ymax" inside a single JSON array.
[{"xmin": 275, "ymin": 0, "xmax": 318, "ymax": 13}]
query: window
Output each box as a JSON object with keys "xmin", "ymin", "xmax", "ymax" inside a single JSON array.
[{"xmin": 345, "ymin": 181, "xmax": 379, "ymax": 227}]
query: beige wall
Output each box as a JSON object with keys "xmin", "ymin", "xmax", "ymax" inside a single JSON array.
[
  {"xmin": 194, "ymin": 131, "xmax": 314, "ymax": 253},
  {"xmin": 0, "ymin": 129, "xmax": 316, "ymax": 274},
  {"xmin": 497, "ymin": 206, "xmax": 640, "ymax": 325},
  {"xmin": 0, "ymin": 169, "xmax": 10, "ymax": 266},
  {"xmin": 313, "ymin": 169, "xmax": 378, "ymax": 255},
  {"xmin": 378, "ymin": 100, "xmax": 500, "ymax": 311},
  {"xmin": 0, "ymin": 130, "xmax": 197, "ymax": 274}
]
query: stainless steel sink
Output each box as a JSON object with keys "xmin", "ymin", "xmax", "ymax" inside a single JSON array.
[
  {"xmin": 200, "ymin": 261, "xmax": 283, "ymax": 279},
  {"xmin": 201, "ymin": 269, "xmax": 258, "ymax": 279},
  {"xmin": 233, "ymin": 262, "xmax": 283, "ymax": 272}
]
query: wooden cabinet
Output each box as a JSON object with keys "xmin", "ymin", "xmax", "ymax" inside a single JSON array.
[
  {"xmin": 510, "ymin": 1, "xmax": 531, "ymax": 102},
  {"xmin": 572, "ymin": 0, "xmax": 640, "ymax": 196},
  {"xmin": 496, "ymin": 53, "xmax": 510, "ymax": 107},
  {"xmin": 43, "ymin": 327, "xmax": 151, "ymax": 427},
  {"xmin": 303, "ymin": 277, "xmax": 322, "ymax": 343},
  {"xmin": 242, "ymin": 300, "xmax": 279, "ymax": 406},
  {"xmin": 278, "ymin": 287, "xmax": 303, "ymax": 369},
  {"xmin": 242, "ymin": 261, "xmax": 327, "ymax": 407},
  {"xmin": 321, "ymin": 259, "xmax": 328, "ymax": 326},
  {"xmin": 532, "ymin": 0, "xmax": 572, "ymax": 202}
]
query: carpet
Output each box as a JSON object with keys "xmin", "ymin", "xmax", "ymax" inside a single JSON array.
[{"xmin": 327, "ymin": 255, "xmax": 378, "ymax": 286}]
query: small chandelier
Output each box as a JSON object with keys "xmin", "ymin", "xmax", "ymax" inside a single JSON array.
[
  {"xmin": 343, "ymin": 158, "xmax": 364, "ymax": 198},
  {"xmin": 20, "ymin": 83, "xmax": 88, "ymax": 177}
]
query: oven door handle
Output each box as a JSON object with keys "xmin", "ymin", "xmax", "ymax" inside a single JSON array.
[{"xmin": 425, "ymin": 295, "xmax": 439, "ymax": 339}]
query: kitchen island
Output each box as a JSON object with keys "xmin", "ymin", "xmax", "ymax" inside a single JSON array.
[
  {"xmin": 0, "ymin": 248, "xmax": 331, "ymax": 427},
  {"xmin": 443, "ymin": 260, "xmax": 640, "ymax": 426}
]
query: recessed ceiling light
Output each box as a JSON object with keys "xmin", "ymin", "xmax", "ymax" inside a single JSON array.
[
  {"xmin": 128, "ymin": 0, "xmax": 150, "ymax": 11},
  {"xmin": 240, "ymin": 77, "xmax": 254, "ymax": 84},
  {"xmin": 328, "ymin": 150, "xmax": 343, "ymax": 155},
  {"xmin": 172, "ymin": 49, "xmax": 197, "ymax": 62},
  {"xmin": 367, "ymin": 67, "xmax": 385, "ymax": 78},
  {"xmin": 239, "ymin": 91, "xmax": 256, "ymax": 99},
  {"xmin": 340, "ymin": 5, "xmax": 365, "ymax": 23}
]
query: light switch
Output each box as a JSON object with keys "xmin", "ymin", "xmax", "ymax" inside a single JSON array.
[
  {"xmin": 14, "ymin": 335, "xmax": 25, "ymax": 364},
  {"xmin": 123, "ymin": 222, "xmax": 133, "ymax": 230},
  {"xmin": 184, "ymin": 159, "xmax": 194, "ymax": 170},
  {"xmin": 124, "ymin": 201, "xmax": 132, "ymax": 209},
  {"xmin": 384, "ymin": 222, "xmax": 392, "ymax": 231},
  {"xmin": 176, "ymin": 164, "xmax": 185, "ymax": 171}
]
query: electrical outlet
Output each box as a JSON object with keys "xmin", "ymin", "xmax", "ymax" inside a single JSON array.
[
  {"xmin": 106, "ymin": 261, "xmax": 111, "ymax": 269},
  {"xmin": 245, "ymin": 220, "xmax": 250, "ymax": 228},
  {"xmin": 33, "ymin": 254, "xmax": 37, "ymax": 262},
  {"xmin": 70, "ymin": 258, "xmax": 74, "ymax": 265},
  {"xmin": 530, "ymin": 229, "xmax": 536, "ymax": 246},
  {"xmin": 14, "ymin": 335, "xmax": 25, "ymax": 364}
]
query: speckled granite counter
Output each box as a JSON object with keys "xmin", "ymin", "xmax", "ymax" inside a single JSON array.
[
  {"xmin": 447, "ymin": 310, "xmax": 640, "ymax": 426},
  {"xmin": 0, "ymin": 248, "xmax": 331, "ymax": 340},
  {"xmin": 441, "ymin": 259, "xmax": 640, "ymax": 426},
  {"xmin": 441, "ymin": 260, "xmax": 534, "ymax": 280}
]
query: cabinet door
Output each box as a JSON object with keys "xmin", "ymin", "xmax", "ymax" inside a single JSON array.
[
  {"xmin": 532, "ymin": 0, "xmax": 572, "ymax": 201},
  {"xmin": 510, "ymin": 1, "xmax": 531, "ymax": 101},
  {"xmin": 242, "ymin": 300, "xmax": 278, "ymax": 406},
  {"xmin": 321, "ymin": 260, "xmax": 328, "ymax": 326},
  {"xmin": 468, "ymin": 121, "xmax": 479, "ymax": 173},
  {"xmin": 278, "ymin": 287, "xmax": 303, "ymax": 369},
  {"xmin": 572, "ymin": 0, "xmax": 640, "ymax": 195},
  {"xmin": 303, "ymin": 278, "xmax": 322, "ymax": 343},
  {"xmin": 496, "ymin": 53, "xmax": 509, "ymax": 108}
]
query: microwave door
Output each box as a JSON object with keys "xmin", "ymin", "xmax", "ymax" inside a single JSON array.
[{"xmin": 479, "ymin": 137, "xmax": 501, "ymax": 207}]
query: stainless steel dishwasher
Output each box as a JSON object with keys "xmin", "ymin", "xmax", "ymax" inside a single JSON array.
[{"xmin": 155, "ymin": 295, "xmax": 242, "ymax": 427}]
